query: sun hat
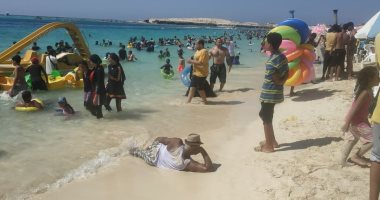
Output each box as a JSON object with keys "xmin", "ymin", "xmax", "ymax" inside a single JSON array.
[{"xmin": 184, "ymin": 133, "xmax": 203, "ymax": 146}]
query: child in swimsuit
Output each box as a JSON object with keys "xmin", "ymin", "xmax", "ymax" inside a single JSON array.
[
  {"xmin": 16, "ymin": 90, "xmax": 43, "ymax": 110},
  {"xmin": 160, "ymin": 59, "xmax": 173, "ymax": 75},
  {"xmin": 56, "ymin": 97, "xmax": 75, "ymax": 116}
]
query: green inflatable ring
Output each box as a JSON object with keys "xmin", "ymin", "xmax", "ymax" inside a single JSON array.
[
  {"xmin": 270, "ymin": 25, "xmax": 301, "ymax": 45},
  {"xmin": 160, "ymin": 69, "xmax": 174, "ymax": 79},
  {"xmin": 288, "ymin": 58, "xmax": 301, "ymax": 70}
]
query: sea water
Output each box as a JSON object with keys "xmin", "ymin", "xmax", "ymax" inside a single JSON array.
[{"xmin": 0, "ymin": 16, "xmax": 266, "ymax": 199}]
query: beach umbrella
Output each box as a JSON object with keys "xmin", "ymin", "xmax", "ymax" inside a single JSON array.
[
  {"xmin": 311, "ymin": 24, "xmax": 327, "ymax": 35},
  {"xmin": 355, "ymin": 11, "xmax": 380, "ymax": 39}
]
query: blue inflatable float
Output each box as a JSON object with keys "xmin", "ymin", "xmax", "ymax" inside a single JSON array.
[
  {"xmin": 181, "ymin": 66, "xmax": 191, "ymax": 87},
  {"xmin": 278, "ymin": 18, "xmax": 310, "ymax": 43}
]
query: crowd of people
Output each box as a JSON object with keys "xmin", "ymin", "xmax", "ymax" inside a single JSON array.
[
  {"xmin": 320, "ymin": 22, "xmax": 357, "ymax": 81},
  {"xmin": 6, "ymin": 24, "xmax": 380, "ymax": 199}
]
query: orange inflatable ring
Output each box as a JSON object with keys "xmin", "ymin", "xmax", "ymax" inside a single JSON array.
[
  {"xmin": 286, "ymin": 49, "xmax": 303, "ymax": 62},
  {"xmin": 302, "ymin": 49, "xmax": 316, "ymax": 62}
]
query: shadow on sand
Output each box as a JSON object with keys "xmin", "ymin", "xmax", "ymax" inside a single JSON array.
[
  {"xmin": 290, "ymin": 88, "xmax": 342, "ymax": 102},
  {"xmin": 223, "ymin": 88, "xmax": 255, "ymax": 93},
  {"xmin": 210, "ymin": 163, "xmax": 222, "ymax": 172},
  {"xmin": 275, "ymin": 137, "xmax": 342, "ymax": 152}
]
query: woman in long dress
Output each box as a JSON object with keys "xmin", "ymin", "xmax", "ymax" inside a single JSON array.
[
  {"xmin": 88, "ymin": 54, "xmax": 106, "ymax": 119},
  {"xmin": 105, "ymin": 53, "xmax": 126, "ymax": 112}
]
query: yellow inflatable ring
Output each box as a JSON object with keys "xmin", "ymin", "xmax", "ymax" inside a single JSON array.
[
  {"xmin": 285, "ymin": 68, "xmax": 302, "ymax": 86},
  {"xmin": 64, "ymin": 72, "xmax": 76, "ymax": 83},
  {"xmin": 270, "ymin": 26, "xmax": 301, "ymax": 45},
  {"xmin": 299, "ymin": 44, "xmax": 314, "ymax": 51},
  {"xmin": 15, "ymin": 98, "xmax": 43, "ymax": 112}
]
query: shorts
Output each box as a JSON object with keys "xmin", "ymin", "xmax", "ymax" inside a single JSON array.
[
  {"xmin": 190, "ymin": 75, "xmax": 206, "ymax": 90},
  {"xmin": 344, "ymin": 123, "xmax": 372, "ymax": 143},
  {"xmin": 331, "ymin": 49, "xmax": 346, "ymax": 67},
  {"xmin": 210, "ymin": 63, "xmax": 227, "ymax": 84},
  {"xmin": 9, "ymin": 83, "xmax": 28, "ymax": 97},
  {"xmin": 31, "ymin": 80, "xmax": 47, "ymax": 91},
  {"xmin": 259, "ymin": 102, "xmax": 275, "ymax": 123},
  {"xmin": 371, "ymin": 123, "xmax": 380, "ymax": 163},
  {"xmin": 130, "ymin": 141, "xmax": 160, "ymax": 166}
]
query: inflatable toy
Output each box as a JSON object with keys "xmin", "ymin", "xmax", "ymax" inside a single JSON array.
[
  {"xmin": 181, "ymin": 66, "xmax": 191, "ymax": 87},
  {"xmin": 177, "ymin": 65, "xmax": 184, "ymax": 72},
  {"xmin": 268, "ymin": 18, "xmax": 313, "ymax": 86},
  {"xmin": 285, "ymin": 68, "xmax": 301, "ymax": 86},
  {"xmin": 15, "ymin": 98, "xmax": 43, "ymax": 112},
  {"xmin": 286, "ymin": 49, "xmax": 303, "ymax": 62},
  {"xmin": 161, "ymin": 69, "xmax": 174, "ymax": 79},
  {"xmin": 288, "ymin": 58, "xmax": 300, "ymax": 70},
  {"xmin": 270, "ymin": 26, "xmax": 301, "ymax": 45},
  {"xmin": 47, "ymin": 76, "xmax": 66, "ymax": 90},
  {"xmin": 0, "ymin": 76, "xmax": 13, "ymax": 90},
  {"xmin": 278, "ymin": 18, "xmax": 310, "ymax": 43},
  {"xmin": 299, "ymin": 43, "xmax": 314, "ymax": 51},
  {"xmin": 302, "ymin": 48, "xmax": 316, "ymax": 62},
  {"xmin": 279, "ymin": 40, "xmax": 297, "ymax": 55},
  {"xmin": 64, "ymin": 72, "xmax": 83, "ymax": 88}
]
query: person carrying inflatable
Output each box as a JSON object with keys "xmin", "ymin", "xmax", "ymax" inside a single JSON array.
[{"xmin": 15, "ymin": 90, "xmax": 43, "ymax": 111}]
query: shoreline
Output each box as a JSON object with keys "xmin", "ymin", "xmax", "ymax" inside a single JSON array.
[
  {"xmin": 147, "ymin": 18, "xmax": 274, "ymax": 28},
  {"xmin": 33, "ymin": 65, "xmax": 371, "ymax": 200}
]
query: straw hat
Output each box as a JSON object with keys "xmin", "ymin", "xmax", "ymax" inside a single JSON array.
[{"xmin": 185, "ymin": 133, "xmax": 203, "ymax": 146}]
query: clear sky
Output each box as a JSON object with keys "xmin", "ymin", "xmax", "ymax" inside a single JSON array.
[{"xmin": 1, "ymin": 0, "xmax": 379, "ymax": 25}]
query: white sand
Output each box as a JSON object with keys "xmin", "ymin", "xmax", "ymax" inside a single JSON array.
[{"xmin": 33, "ymin": 67, "xmax": 370, "ymax": 200}]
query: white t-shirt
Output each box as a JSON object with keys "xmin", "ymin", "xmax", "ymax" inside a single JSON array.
[
  {"xmin": 156, "ymin": 144, "xmax": 190, "ymax": 171},
  {"xmin": 46, "ymin": 55, "xmax": 57, "ymax": 75}
]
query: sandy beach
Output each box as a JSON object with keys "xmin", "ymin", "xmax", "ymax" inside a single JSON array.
[{"xmin": 30, "ymin": 63, "xmax": 371, "ymax": 200}]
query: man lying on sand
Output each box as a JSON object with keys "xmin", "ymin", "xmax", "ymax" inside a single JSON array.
[{"xmin": 130, "ymin": 133, "xmax": 214, "ymax": 172}]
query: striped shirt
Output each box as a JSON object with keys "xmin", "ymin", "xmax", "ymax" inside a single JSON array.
[{"xmin": 260, "ymin": 51, "xmax": 289, "ymax": 103}]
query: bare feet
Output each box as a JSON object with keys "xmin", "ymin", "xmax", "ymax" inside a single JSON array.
[
  {"xmin": 254, "ymin": 144, "xmax": 275, "ymax": 153},
  {"xmin": 259, "ymin": 140, "xmax": 279, "ymax": 148},
  {"xmin": 201, "ymin": 100, "xmax": 208, "ymax": 105},
  {"xmin": 349, "ymin": 156, "xmax": 372, "ymax": 167}
]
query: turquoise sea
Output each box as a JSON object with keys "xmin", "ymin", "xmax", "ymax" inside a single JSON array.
[{"xmin": 0, "ymin": 15, "xmax": 267, "ymax": 199}]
